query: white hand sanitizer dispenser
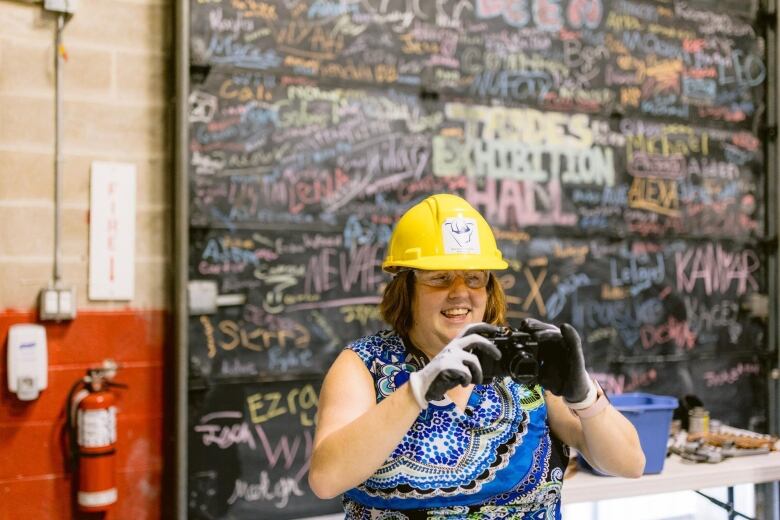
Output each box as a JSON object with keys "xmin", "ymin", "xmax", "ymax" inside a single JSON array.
[{"xmin": 7, "ymin": 324, "xmax": 48, "ymax": 400}]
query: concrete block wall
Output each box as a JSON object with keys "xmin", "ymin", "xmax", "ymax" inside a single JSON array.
[{"xmin": 0, "ymin": 1, "xmax": 172, "ymax": 518}]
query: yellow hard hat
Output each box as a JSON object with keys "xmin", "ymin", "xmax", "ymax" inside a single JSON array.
[{"xmin": 382, "ymin": 194, "xmax": 508, "ymax": 273}]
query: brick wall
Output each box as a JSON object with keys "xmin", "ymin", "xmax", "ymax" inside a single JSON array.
[{"xmin": 0, "ymin": 1, "xmax": 172, "ymax": 518}]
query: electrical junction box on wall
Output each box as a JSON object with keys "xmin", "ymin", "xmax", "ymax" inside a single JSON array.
[
  {"xmin": 7, "ymin": 324, "xmax": 48, "ymax": 401},
  {"xmin": 39, "ymin": 286, "xmax": 77, "ymax": 321},
  {"xmin": 44, "ymin": 0, "xmax": 78, "ymax": 14}
]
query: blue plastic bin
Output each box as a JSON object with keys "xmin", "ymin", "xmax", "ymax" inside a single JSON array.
[{"xmin": 579, "ymin": 393, "xmax": 678, "ymax": 475}]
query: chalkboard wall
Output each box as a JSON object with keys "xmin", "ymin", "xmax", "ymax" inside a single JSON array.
[
  {"xmin": 187, "ymin": 1, "xmax": 770, "ymax": 517},
  {"xmin": 188, "ymin": 378, "xmax": 338, "ymax": 519}
]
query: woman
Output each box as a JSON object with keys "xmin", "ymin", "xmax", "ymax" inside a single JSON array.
[{"xmin": 309, "ymin": 194, "xmax": 645, "ymax": 518}]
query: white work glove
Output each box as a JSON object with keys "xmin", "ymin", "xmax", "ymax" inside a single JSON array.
[
  {"xmin": 518, "ymin": 318, "xmax": 597, "ymax": 409},
  {"xmin": 408, "ymin": 323, "xmax": 502, "ymax": 409}
]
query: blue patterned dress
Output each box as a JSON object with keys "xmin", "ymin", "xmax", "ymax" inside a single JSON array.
[{"xmin": 342, "ymin": 331, "xmax": 569, "ymax": 520}]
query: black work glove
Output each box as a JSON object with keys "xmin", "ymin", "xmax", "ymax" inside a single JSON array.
[
  {"xmin": 409, "ymin": 323, "xmax": 502, "ymax": 409},
  {"xmin": 518, "ymin": 318, "xmax": 596, "ymax": 406}
]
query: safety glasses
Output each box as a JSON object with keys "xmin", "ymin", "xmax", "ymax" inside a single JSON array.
[{"xmin": 413, "ymin": 270, "xmax": 489, "ymax": 289}]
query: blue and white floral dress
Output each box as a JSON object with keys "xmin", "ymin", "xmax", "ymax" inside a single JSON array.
[{"xmin": 342, "ymin": 330, "xmax": 569, "ymax": 520}]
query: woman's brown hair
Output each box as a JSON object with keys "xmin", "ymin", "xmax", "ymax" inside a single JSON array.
[{"xmin": 379, "ymin": 271, "xmax": 507, "ymax": 337}]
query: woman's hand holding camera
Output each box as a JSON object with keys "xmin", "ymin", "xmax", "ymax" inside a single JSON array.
[
  {"xmin": 408, "ymin": 323, "xmax": 502, "ymax": 409},
  {"xmin": 518, "ymin": 318, "xmax": 598, "ymax": 410}
]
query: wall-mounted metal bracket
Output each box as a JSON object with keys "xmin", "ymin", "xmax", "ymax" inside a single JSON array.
[{"xmin": 187, "ymin": 280, "xmax": 246, "ymax": 315}]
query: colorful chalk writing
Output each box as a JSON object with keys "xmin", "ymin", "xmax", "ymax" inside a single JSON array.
[
  {"xmin": 191, "ymin": 0, "xmax": 764, "ymax": 125},
  {"xmin": 190, "ymin": 71, "xmax": 762, "ymax": 237},
  {"xmin": 189, "ymin": 380, "xmax": 338, "ymax": 518},
  {"xmin": 187, "ymin": 1, "xmax": 769, "ymax": 517}
]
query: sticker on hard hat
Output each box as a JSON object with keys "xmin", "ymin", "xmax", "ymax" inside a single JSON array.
[{"xmin": 442, "ymin": 217, "xmax": 480, "ymax": 254}]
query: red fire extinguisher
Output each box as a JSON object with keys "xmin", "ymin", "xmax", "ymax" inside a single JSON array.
[{"xmin": 66, "ymin": 360, "xmax": 125, "ymax": 513}]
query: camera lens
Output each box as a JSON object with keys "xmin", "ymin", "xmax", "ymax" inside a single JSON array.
[{"xmin": 507, "ymin": 351, "xmax": 538, "ymax": 385}]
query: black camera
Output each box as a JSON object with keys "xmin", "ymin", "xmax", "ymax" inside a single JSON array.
[{"xmin": 475, "ymin": 326, "xmax": 540, "ymax": 385}]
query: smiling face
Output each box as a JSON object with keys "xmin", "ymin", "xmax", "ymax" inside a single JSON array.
[{"xmin": 407, "ymin": 272, "xmax": 488, "ymax": 358}]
